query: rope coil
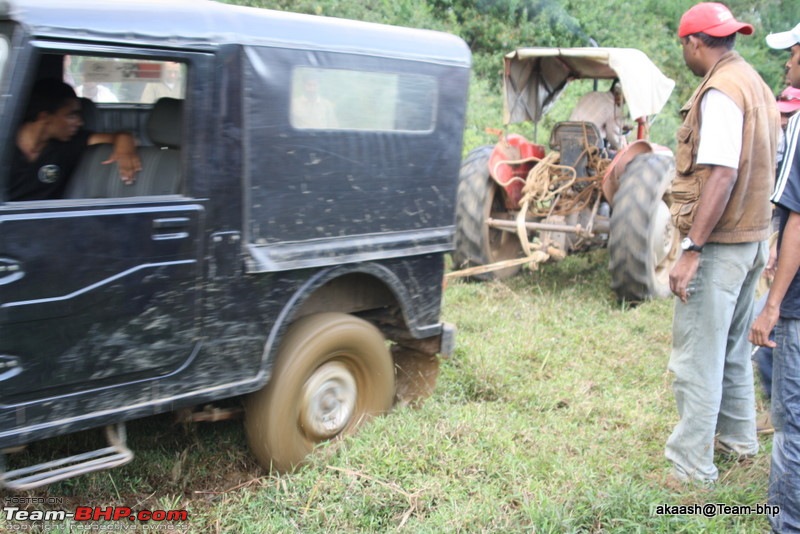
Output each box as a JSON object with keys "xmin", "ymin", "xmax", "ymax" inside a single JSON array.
[{"xmin": 448, "ymin": 128, "xmax": 613, "ymax": 279}]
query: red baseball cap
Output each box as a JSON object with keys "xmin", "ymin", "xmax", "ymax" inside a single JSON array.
[
  {"xmin": 777, "ymin": 86, "xmax": 800, "ymax": 115},
  {"xmin": 678, "ymin": 3, "xmax": 754, "ymax": 38}
]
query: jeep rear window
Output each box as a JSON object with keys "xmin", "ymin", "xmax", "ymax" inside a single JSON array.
[
  {"xmin": 290, "ymin": 67, "xmax": 437, "ymax": 132},
  {"xmin": 63, "ymin": 56, "xmax": 186, "ymax": 104}
]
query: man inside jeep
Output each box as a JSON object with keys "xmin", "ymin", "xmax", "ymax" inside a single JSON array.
[
  {"xmin": 10, "ymin": 78, "xmax": 141, "ymax": 201},
  {"xmin": 141, "ymin": 61, "xmax": 183, "ymax": 103},
  {"xmin": 291, "ymin": 71, "xmax": 339, "ymax": 129}
]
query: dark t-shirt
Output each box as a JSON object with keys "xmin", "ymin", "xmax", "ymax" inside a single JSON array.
[
  {"xmin": 9, "ymin": 129, "xmax": 91, "ymax": 201},
  {"xmin": 772, "ymin": 112, "xmax": 800, "ymax": 319}
]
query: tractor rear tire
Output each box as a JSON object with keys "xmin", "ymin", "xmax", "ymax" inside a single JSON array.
[
  {"xmin": 452, "ymin": 145, "xmax": 523, "ymax": 280},
  {"xmin": 609, "ymin": 153, "xmax": 679, "ymax": 303}
]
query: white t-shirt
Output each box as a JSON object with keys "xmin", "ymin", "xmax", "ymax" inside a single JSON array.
[{"xmin": 696, "ymin": 88, "xmax": 743, "ymax": 169}]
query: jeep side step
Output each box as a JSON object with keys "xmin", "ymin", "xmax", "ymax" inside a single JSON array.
[{"xmin": 0, "ymin": 424, "xmax": 133, "ymax": 491}]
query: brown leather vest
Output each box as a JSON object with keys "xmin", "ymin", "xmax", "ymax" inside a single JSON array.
[{"xmin": 671, "ymin": 51, "xmax": 779, "ymax": 243}]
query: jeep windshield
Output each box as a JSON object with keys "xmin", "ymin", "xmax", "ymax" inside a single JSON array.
[{"xmin": 63, "ymin": 56, "xmax": 186, "ymax": 104}]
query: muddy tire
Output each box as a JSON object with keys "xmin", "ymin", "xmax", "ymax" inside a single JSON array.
[
  {"xmin": 609, "ymin": 153, "xmax": 679, "ymax": 302},
  {"xmin": 245, "ymin": 313, "xmax": 394, "ymax": 472},
  {"xmin": 452, "ymin": 145, "xmax": 523, "ymax": 280}
]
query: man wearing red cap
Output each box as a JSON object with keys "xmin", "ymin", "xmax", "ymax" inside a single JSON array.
[
  {"xmin": 750, "ymin": 20, "xmax": 800, "ymax": 533},
  {"xmin": 779, "ymin": 86, "xmax": 800, "ymax": 130},
  {"xmin": 666, "ymin": 2, "xmax": 780, "ymax": 487}
]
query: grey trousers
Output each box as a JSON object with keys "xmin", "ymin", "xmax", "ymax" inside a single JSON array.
[{"xmin": 665, "ymin": 240, "xmax": 767, "ymax": 482}]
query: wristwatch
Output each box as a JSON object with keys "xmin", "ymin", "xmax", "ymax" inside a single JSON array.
[{"xmin": 681, "ymin": 237, "xmax": 704, "ymax": 253}]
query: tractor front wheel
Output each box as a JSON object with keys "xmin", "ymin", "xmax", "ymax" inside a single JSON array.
[{"xmin": 608, "ymin": 153, "xmax": 679, "ymax": 303}]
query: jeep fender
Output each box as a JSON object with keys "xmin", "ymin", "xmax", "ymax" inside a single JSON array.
[{"xmin": 253, "ymin": 262, "xmax": 443, "ymax": 392}]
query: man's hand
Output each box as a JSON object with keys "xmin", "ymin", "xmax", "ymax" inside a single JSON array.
[
  {"xmin": 669, "ymin": 251, "xmax": 701, "ymax": 303},
  {"xmin": 103, "ymin": 133, "xmax": 141, "ymax": 184},
  {"xmin": 749, "ymin": 303, "xmax": 779, "ymax": 348}
]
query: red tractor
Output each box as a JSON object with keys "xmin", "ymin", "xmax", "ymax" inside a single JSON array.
[{"xmin": 452, "ymin": 47, "xmax": 679, "ymax": 302}]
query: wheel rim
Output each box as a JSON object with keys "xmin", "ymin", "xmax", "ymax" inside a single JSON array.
[
  {"xmin": 299, "ymin": 360, "xmax": 358, "ymax": 440},
  {"xmin": 486, "ymin": 185, "xmax": 519, "ymax": 262},
  {"xmin": 651, "ymin": 200, "xmax": 678, "ymax": 283},
  {"xmin": 481, "ymin": 180, "xmax": 523, "ymax": 282}
]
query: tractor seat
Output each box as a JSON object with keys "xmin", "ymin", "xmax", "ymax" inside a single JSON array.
[{"xmin": 549, "ymin": 121, "xmax": 605, "ymax": 174}]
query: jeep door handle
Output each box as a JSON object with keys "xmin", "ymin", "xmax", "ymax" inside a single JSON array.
[
  {"xmin": 0, "ymin": 354, "xmax": 22, "ymax": 381},
  {"xmin": 0, "ymin": 258, "xmax": 24, "ymax": 285},
  {"xmin": 152, "ymin": 217, "xmax": 190, "ymax": 240}
]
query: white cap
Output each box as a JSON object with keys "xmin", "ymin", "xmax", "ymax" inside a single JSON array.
[{"xmin": 766, "ymin": 22, "xmax": 800, "ymax": 49}]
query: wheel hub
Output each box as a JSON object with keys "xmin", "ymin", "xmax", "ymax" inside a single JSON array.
[
  {"xmin": 652, "ymin": 201, "xmax": 674, "ymax": 267},
  {"xmin": 299, "ymin": 361, "xmax": 358, "ymax": 440}
]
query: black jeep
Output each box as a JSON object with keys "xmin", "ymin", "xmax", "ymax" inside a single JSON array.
[{"xmin": 0, "ymin": 0, "xmax": 470, "ymax": 489}]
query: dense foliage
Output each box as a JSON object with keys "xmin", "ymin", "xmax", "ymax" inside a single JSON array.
[{"xmin": 225, "ymin": 0, "xmax": 800, "ymax": 148}]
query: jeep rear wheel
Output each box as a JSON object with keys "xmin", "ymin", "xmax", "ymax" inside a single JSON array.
[
  {"xmin": 453, "ymin": 145, "xmax": 523, "ymax": 280},
  {"xmin": 245, "ymin": 313, "xmax": 394, "ymax": 472},
  {"xmin": 608, "ymin": 153, "xmax": 679, "ymax": 302}
]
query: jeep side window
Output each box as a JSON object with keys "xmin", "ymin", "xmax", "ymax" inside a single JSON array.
[
  {"xmin": 6, "ymin": 53, "xmax": 188, "ymax": 203},
  {"xmin": 50, "ymin": 54, "xmax": 186, "ymax": 199},
  {"xmin": 289, "ymin": 66, "xmax": 437, "ymax": 132}
]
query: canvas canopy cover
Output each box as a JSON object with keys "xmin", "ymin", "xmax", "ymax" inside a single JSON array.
[{"xmin": 503, "ymin": 47, "xmax": 675, "ymax": 125}]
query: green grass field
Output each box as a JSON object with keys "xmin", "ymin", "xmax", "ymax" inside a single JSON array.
[{"xmin": 1, "ymin": 250, "xmax": 773, "ymax": 533}]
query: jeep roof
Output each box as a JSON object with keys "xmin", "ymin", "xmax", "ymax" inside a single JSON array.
[{"xmin": 2, "ymin": 0, "xmax": 470, "ymax": 66}]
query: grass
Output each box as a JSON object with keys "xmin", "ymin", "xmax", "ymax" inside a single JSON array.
[{"xmin": 1, "ymin": 249, "xmax": 773, "ymax": 533}]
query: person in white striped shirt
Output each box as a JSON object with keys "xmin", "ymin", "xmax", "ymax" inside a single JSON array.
[{"xmin": 749, "ymin": 21, "xmax": 800, "ymax": 533}]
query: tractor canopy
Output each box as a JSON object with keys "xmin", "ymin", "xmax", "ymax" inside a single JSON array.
[{"xmin": 503, "ymin": 47, "xmax": 675, "ymax": 125}]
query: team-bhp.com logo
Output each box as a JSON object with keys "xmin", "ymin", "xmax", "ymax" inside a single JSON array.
[{"xmin": 3, "ymin": 505, "xmax": 188, "ymax": 529}]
